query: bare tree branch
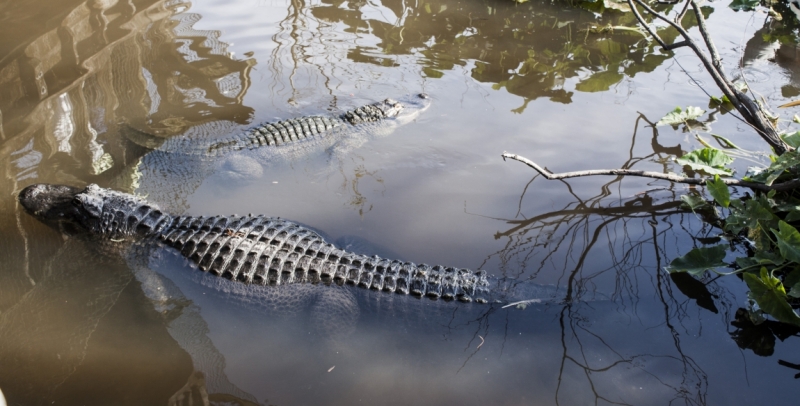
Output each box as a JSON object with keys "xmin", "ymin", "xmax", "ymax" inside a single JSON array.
[
  {"xmin": 689, "ymin": 0, "xmax": 722, "ymax": 72},
  {"xmin": 501, "ymin": 152, "xmax": 800, "ymax": 192},
  {"xmin": 626, "ymin": 0, "xmax": 789, "ymax": 155}
]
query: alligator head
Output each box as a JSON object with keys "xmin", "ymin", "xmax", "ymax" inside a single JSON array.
[
  {"xmin": 386, "ymin": 93, "xmax": 431, "ymax": 125},
  {"xmin": 19, "ymin": 183, "xmax": 166, "ymax": 239}
]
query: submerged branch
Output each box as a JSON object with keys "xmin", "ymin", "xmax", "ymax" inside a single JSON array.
[{"xmin": 501, "ymin": 153, "xmax": 800, "ymax": 192}]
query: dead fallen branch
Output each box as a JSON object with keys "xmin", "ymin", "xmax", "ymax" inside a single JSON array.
[{"xmin": 501, "ymin": 152, "xmax": 800, "ymax": 192}]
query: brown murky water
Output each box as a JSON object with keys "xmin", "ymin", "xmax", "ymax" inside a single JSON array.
[{"xmin": 2, "ymin": 0, "xmax": 800, "ymax": 405}]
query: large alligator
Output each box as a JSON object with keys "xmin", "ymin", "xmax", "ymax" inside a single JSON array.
[
  {"xmin": 19, "ymin": 183, "xmax": 562, "ymax": 305},
  {"xmin": 113, "ymin": 94, "xmax": 432, "ymax": 214},
  {"xmin": 17, "ymin": 183, "xmax": 567, "ymax": 403},
  {"xmin": 123, "ymin": 94, "xmax": 431, "ymax": 156}
]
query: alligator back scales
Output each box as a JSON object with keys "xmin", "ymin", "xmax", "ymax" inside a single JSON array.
[{"xmin": 154, "ymin": 214, "xmax": 492, "ymax": 303}]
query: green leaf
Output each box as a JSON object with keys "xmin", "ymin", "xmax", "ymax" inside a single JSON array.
[
  {"xmin": 744, "ymin": 268, "xmax": 800, "ymax": 326},
  {"xmin": 656, "ymin": 106, "xmax": 706, "ymax": 126},
  {"xmin": 761, "ymin": 151, "xmax": 800, "ymax": 186},
  {"xmin": 736, "ymin": 257, "xmax": 759, "ymax": 269},
  {"xmin": 709, "ymin": 96, "xmax": 735, "ymax": 113},
  {"xmin": 782, "ymin": 131, "xmax": 800, "ymax": 149},
  {"xmin": 785, "ymin": 268, "xmax": 800, "ymax": 298},
  {"xmin": 786, "ymin": 208, "xmax": 800, "ymax": 222},
  {"xmin": 771, "ymin": 221, "xmax": 800, "ymax": 264},
  {"xmin": 755, "ymin": 250, "xmax": 786, "ymax": 265},
  {"xmin": 676, "ymin": 148, "xmax": 734, "ymax": 176},
  {"xmin": 707, "ymin": 175, "xmax": 730, "ymax": 207},
  {"xmin": 665, "ymin": 245, "xmax": 727, "ymax": 277},
  {"xmin": 736, "ymin": 250, "xmax": 786, "ymax": 270},
  {"xmin": 725, "ymin": 198, "xmax": 772, "ymax": 234},
  {"xmin": 709, "ymin": 134, "xmax": 740, "ymax": 150},
  {"xmin": 681, "ymin": 193, "xmax": 710, "ymax": 212}
]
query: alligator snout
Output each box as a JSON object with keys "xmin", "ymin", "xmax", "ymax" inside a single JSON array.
[{"xmin": 18, "ymin": 183, "xmax": 81, "ymax": 218}]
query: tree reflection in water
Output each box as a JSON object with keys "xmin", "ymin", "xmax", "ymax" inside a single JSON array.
[
  {"xmin": 474, "ymin": 114, "xmax": 741, "ymax": 405},
  {"xmin": 308, "ymin": 0, "xmax": 690, "ymax": 111}
]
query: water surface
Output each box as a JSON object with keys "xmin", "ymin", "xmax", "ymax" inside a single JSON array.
[{"xmin": 2, "ymin": 0, "xmax": 800, "ymax": 405}]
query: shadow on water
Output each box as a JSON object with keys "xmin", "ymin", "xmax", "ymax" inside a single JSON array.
[{"xmin": 2, "ymin": 0, "xmax": 800, "ymax": 405}]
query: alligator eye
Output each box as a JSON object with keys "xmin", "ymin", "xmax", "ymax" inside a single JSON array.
[{"xmin": 72, "ymin": 197, "xmax": 82, "ymax": 207}]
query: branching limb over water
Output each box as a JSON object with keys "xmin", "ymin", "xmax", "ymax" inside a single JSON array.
[
  {"xmin": 626, "ymin": 0, "xmax": 789, "ymax": 154},
  {"xmin": 501, "ymin": 152, "xmax": 800, "ymax": 192}
]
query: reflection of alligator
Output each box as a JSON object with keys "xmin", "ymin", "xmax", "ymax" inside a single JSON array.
[
  {"xmin": 19, "ymin": 183, "xmax": 564, "ymax": 305},
  {"xmin": 124, "ymin": 94, "xmax": 431, "ymax": 156}
]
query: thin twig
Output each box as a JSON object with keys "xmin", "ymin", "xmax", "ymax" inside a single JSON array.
[
  {"xmin": 502, "ymin": 153, "xmax": 800, "ymax": 192},
  {"xmin": 675, "ymin": 0, "xmax": 691, "ymax": 26}
]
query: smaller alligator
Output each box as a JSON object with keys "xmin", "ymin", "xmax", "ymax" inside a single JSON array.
[
  {"xmin": 19, "ymin": 183, "xmax": 561, "ymax": 305},
  {"xmin": 124, "ymin": 94, "xmax": 431, "ymax": 156}
]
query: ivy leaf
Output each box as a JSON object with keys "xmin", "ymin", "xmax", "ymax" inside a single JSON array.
[
  {"xmin": 676, "ymin": 148, "xmax": 734, "ymax": 176},
  {"xmin": 771, "ymin": 221, "xmax": 800, "ymax": 264},
  {"xmin": 728, "ymin": 0, "xmax": 759, "ymax": 11},
  {"xmin": 744, "ymin": 268, "xmax": 800, "ymax": 326},
  {"xmin": 656, "ymin": 106, "xmax": 706, "ymax": 126},
  {"xmin": 707, "ymin": 175, "xmax": 730, "ymax": 207},
  {"xmin": 665, "ymin": 245, "xmax": 727, "ymax": 277}
]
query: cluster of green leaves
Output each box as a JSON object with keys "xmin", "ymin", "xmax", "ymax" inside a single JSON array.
[{"xmin": 667, "ymin": 138, "xmax": 800, "ymax": 326}]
